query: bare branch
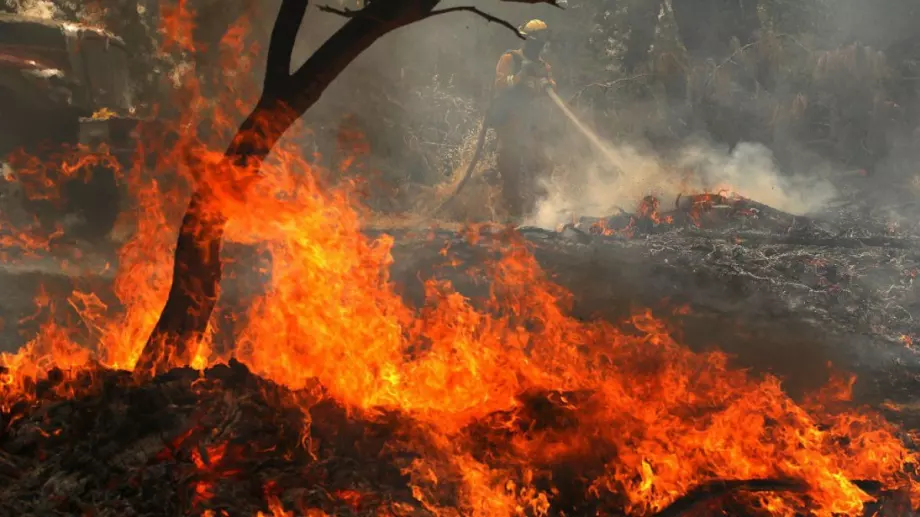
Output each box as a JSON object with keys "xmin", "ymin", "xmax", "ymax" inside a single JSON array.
[
  {"xmin": 265, "ymin": 0, "xmax": 309, "ymax": 88},
  {"xmin": 501, "ymin": 0, "xmax": 566, "ymax": 8},
  {"xmin": 317, "ymin": 5, "xmax": 357, "ymax": 17},
  {"xmin": 288, "ymin": 0, "xmax": 440, "ymax": 94},
  {"xmin": 319, "ymin": 3, "xmax": 536, "ymax": 38},
  {"xmin": 568, "ymin": 74, "xmax": 650, "ymax": 104},
  {"xmin": 429, "ymin": 6, "xmax": 523, "ymax": 39},
  {"xmin": 317, "ymin": 4, "xmax": 387, "ymax": 23}
]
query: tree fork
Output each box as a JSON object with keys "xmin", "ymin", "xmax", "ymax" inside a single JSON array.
[{"xmin": 137, "ymin": 0, "xmax": 560, "ymax": 375}]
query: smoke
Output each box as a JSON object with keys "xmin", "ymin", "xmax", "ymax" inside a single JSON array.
[
  {"xmin": 528, "ymin": 127, "xmax": 839, "ymax": 230},
  {"xmin": 10, "ymin": 0, "xmax": 59, "ymax": 18},
  {"xmin": 682, "ymin": 142, "xmax": 837, "ymax": 210}
]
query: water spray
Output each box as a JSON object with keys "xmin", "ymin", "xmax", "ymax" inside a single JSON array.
[
  {"xmin": 546, "ymin": 89, "xmax": 625, "ymax": 175},
  {"xmin": 430, "ymin": 86, "xmax": 626, "ymax": 218}
]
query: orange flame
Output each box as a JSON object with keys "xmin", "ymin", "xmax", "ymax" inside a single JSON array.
[{"xmin": 0, "ymin": 10, "xmax": 915, "ymax": 517}]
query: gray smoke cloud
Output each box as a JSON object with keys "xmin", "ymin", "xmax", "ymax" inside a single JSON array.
[
  {"xmin": 10, "ymin": 0, "xmax": 58, "ymax": 18},
  {"xmin": 528, "ymin": 136, "xmax": 839, "ymax": 230}
]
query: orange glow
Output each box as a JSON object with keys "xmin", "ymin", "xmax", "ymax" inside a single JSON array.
[
  {"xmin": 160, "ymin": 0, "xmax": 197, "ymax": 54},
  {"xmin": 0, "ymin": 10, "xmax": 915, "ymax": 517},
  {"xmin": 256, "ymin": 495, "xmax": 295, "ymax": 517}
]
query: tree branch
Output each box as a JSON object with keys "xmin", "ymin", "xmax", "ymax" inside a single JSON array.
[
  {"xmin": 428, "ymin": 6, "xmax": 523, "ymax": 38},
  {"xmin": 316, "ymin": 4, "xmax": 387, "ymax": 23},
  {"xmin": 317, "ymin": 5, "xmax": 357, "ymax": 17},
  {"xmin": 502, "ymin": 0, "xmax": 566, "ymax": 7},
  {"xmin": 265, "ymin": 0, "xmax": 308, "ymax": 88},
  {"xmin": 285, "ymin": 0, "xmax": 440, "ymax": 107},
  {"xmin": 320, "ymin": 0, "xmax": 565, "ymax": 24}
]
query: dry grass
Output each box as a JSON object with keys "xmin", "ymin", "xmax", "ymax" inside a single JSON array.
[{"xmin": 398, "ymin": 167, "xmax": 506, "ymax": 225}]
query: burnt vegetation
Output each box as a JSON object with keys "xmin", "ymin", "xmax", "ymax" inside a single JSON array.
[{"xmin": 0, "ymin": 0, "xmax": 920, "ymax": 516}]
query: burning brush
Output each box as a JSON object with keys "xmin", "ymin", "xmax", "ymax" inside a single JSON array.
[
  {"xmin": 0, "ymin": 2, "xmax": 918, "ymax": 517},
  {"xmin": 1, "ymin": 189, "xmax": 918, "ymax": 516}
]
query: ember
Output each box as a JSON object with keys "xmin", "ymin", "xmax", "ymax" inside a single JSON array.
[{"xmin": 0, "ymin": 1, "xmax": 918, "ymax": 517}]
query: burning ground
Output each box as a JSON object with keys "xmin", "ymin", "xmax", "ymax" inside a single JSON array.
[
  {"xmin": 2, "ymin": 153, "xmax": 920, "ymax": 517},
  {"xmin": 1, "ymin": 3, "xmax": 920, "ymax": 517}
]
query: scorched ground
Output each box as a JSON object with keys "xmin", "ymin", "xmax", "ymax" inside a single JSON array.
[{"xmin": 0, "ymin": 126, "xmax": 919, "ymax": 516}]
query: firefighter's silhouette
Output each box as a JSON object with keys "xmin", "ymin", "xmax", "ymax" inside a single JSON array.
[
  {"xmin": 491, "ymin": 19, "xmax": 556, "ymax": 220},
  {"xmin": 431, "ymin": 20, "xmax": 557, "ymax": 222}
]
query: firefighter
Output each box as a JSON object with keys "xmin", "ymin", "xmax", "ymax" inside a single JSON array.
[{"xmin": 491, "ymin": 19, "xmax": 557, "ymax": 221}]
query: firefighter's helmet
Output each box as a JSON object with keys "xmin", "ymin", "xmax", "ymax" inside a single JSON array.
[{"xmin": 519, "ymin": 19, "xmax": 549, "ymax": 41}]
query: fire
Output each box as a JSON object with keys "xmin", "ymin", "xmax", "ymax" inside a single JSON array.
[
  {"xmin": 159, "ymin": 0, "xmax": 197, "ymax": 54},
  {"xmin": 0, "ymin": 9, "xmax": 916, "ymax": 517}
]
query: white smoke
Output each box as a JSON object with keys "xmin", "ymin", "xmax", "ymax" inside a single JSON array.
[
  {"xmin": 11, "ymin": 0, "xmax": 60, "ymax": 19},
  {"xmin": 528, "ymin": 138, "xmax": 839, "ymax": 230},
  {"xmin": 677, "ymin": 142, "xmax": 838, "ymax": 213}
]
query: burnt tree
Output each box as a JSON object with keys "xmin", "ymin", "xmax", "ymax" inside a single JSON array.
[{"xmin": 137, "ymin": 0, "xmax": 562, "ymax": 374}]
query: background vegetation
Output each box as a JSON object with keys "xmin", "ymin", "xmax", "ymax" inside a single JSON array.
[{"xmin": 4, "ymin": 0, "xmax": 920, "ymax": 212}]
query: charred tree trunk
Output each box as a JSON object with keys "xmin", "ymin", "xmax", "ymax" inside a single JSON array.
[
  {"xmin": 138, "ymin": 0, "xmax": 560, "ymax": 374},
  {"xmin": 138, "ymin": 0, "xmax": 436, "ymax": 373}
]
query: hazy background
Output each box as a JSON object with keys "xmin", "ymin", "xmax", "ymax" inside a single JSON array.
[{"xmin": 3, "ymin": 0, "xmax": 920, "ymax": 229}]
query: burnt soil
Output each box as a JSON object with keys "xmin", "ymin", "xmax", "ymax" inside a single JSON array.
[{"xmin": 0, "ymin": 360, "xmax": 911, "ymax": 517}]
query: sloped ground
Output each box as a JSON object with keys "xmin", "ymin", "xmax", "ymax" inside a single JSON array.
[
  {"xmin": 379, "ymin": 191, "xmax": 920, "ymax": 406},
  {"xmin": 1, "ymin": 191, "xmax": 920, "ymax": 515},
  {"xmin": 3, "ymin": 190, "xmax": 919, "ymax": 401}
]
